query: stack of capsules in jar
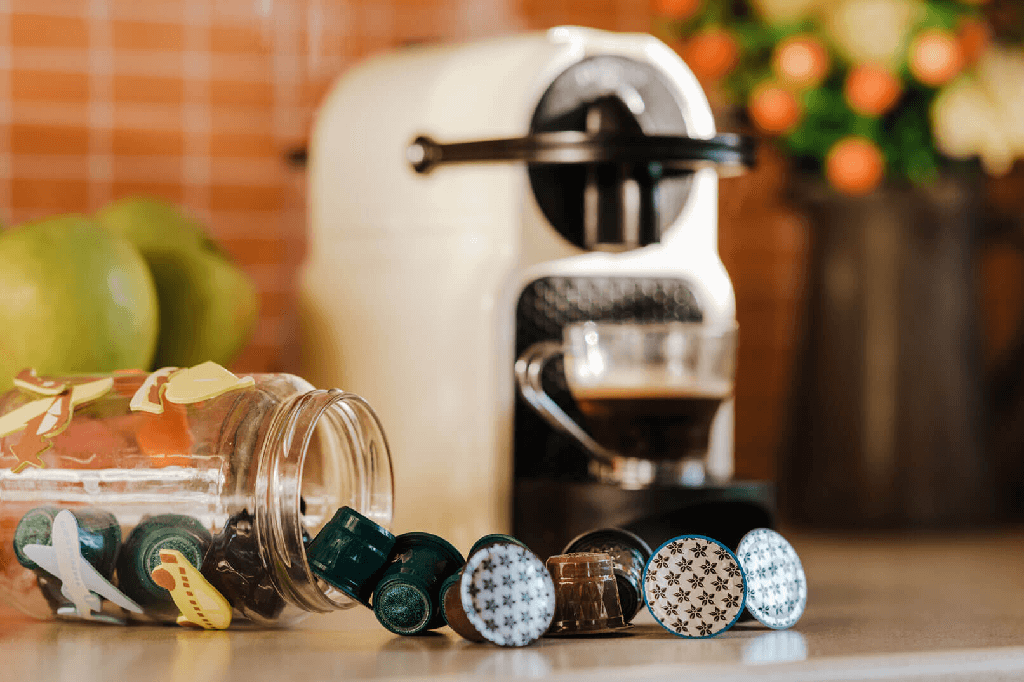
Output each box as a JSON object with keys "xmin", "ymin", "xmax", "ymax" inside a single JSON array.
[
  {"xmin": 11, "ymin": 505, "xmax": 301, "ymax": 628},
  {"xmin": 307, "ymin": 508, "xmax": 808, "ymax": 645}
]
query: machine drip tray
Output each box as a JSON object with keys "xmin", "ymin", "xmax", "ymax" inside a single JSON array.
[{"xmin": 513, "ymin": 478, "xmax": 776, "ymax": 560}]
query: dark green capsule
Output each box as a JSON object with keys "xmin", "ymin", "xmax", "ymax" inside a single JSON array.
[
  {"xmin": 306, "ymin": 506, "xmax": 396, "ymax": 607},
  {"xmin": 438, "ymin": 571, "xmax": 462, "ymax": 627},
  {"xmin": 371, "ymin": 532, "xmax": 463, "ymax": 635},
  {"xmin": 116, "ymin": 514, "xmax": 211, "ymax": 610},
  {"xmin": 468, "ymin": 533, "xmax": 526, "ymax": 558},
  {"xmin": 13, "ymin": 506, "xmax": 121, "ymax": 579}
]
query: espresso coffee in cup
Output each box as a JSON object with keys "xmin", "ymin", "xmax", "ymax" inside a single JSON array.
[
  {"xmin": 573, "ymin": 381, "xmax": 732, "ymax": 461},
  {"xmin": 516, "ymin": 321, "xmax": 737, "ymax": 487}
]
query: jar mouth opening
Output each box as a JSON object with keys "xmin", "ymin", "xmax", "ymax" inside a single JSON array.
[
  {"xmin": 256, "ymin": 389, "xmax": 394, "ymax": 614},
  {"xmin": 299, "ymin": 397, "xmax": 393, "ymax": 536}
]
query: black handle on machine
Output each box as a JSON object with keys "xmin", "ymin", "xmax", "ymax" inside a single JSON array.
[{"xmin": 407, "ymin": 131, "xmax": 755, "ymax": 176}]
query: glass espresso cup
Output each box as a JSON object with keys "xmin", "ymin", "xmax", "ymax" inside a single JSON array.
[{"xmin": 515, "ymin": 321, "xmax": 737, "ymax": 488}]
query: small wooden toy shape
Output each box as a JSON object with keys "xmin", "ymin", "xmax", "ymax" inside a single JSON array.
[
  {"xmin": 151, "ymin": 548, "xmax": 233, "ymax": 630},
  {"xmin": 129, "ymin": 362, "xmax": 254, "ymax": 415},
  {"xmin": 9, "ymin": 390, "xmax": 72, "ymax": 473},
  {"xmin": 1, "ymin": 375, "xmax": 113, "ymax": 473},
  {"xmin": 129, "ymin": 366, "xmax": 179, "ymax": 414},
  {"xmin": 13, "ymin": 369, "xmax": 67, "ymax": 395},
  {"xmin": 22, "ymin": 510, "xmax": 143, "ymax": 622},
  {"xmin": 163, "ymin": 362, "xmax": 254, "ymax": 405}
]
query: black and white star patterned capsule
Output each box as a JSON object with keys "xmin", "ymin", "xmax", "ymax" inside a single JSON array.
[
  {"xmin": 460, "ymin": 542, "xmax": 556, "ymax": 647},
  {"xmin": 735, "ymin": 528, "xmax": 806, "ymax": 630},
  {"xmin": 643, "ymin": 535, "xmax": 745, "ymax": 638}
]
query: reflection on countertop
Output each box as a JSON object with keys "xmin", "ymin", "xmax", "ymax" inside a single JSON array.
[{"xmin": 2, "ymin": 530, "xmax": 1024, "ymax": 681}]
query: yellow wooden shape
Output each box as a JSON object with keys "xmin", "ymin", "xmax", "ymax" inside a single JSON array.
[
  {"xmin": 13, "ymin": 369, "xmax": 67, "ymax": 396},
  {"xmin": 129, "ymin": 367, "xmax": 180, "ymax": 414},
  {"xmin": 151, "ymin": 548, "xmax": 232, "ymax": 630},
  {"xmin": 163, "ymin": 361, "xmax": 254, "ymax": 405},
  {"xmin": 0, "ymin": 377, "xmax": 113, "ymax": 439}
]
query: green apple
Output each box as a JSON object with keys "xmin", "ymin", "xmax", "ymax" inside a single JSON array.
[
  {"xmin": 95, "ymin": 197, "xmax": 259, "ymax": 369},
  {"xmin": 0, "ymin": 214, "xmax": 159, "ymax": 392}
]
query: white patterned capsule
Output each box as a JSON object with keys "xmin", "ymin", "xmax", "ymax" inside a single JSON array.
[
  {"xmin": 736, "ymin": 528, "xmax": 806, "ymax": 630},
  {"xmin": 460, "ymin": 543, "xmax": 556, "ymax": 647}
]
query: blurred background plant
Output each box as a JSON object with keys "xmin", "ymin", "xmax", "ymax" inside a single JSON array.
[{"xmin": 655, "ymin": 0, "xmax": 1024, "ymax": 195}]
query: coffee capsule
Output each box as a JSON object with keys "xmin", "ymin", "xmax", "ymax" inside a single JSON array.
[
  {"xmin": 305, "ymin": 506, "xmax": 396, "ymax": 607},
  {"xmin": 441, "ymin": 534, "xmax": 528, "ymax": 634},
  {"xmin": 117, "ymin": 513, "xmax": 212, "ymax": 610},
  {"xmin": 371, "ymin": 532, "xmax": 463, "ymax": 635},
  {"xmin": 735, "ymin": 528, "xmax": 806, "ymax": 630},
  {"xmin": 438, "ymin": 532, "xmax": 529, "ymax": 626},
  {"xmin": 447, "ymin": 541, "xmax": 555, "ymax": 647},
  {"xmin": 562, "ymin": 528, "xmax": 651, "ymax": 624},
  {"xmin": 468, "ymin": 534, "xmax": 525, "ymax": 557},
  {"xmin": 14, "ymin": 506, "xmax": 121, "ymax": 579},
  {"xmin": 36, "ymin": 572, "xmax": 67, "ymax": 612},
  {"xmin": 643, "ymin": 535, "xmax": 746, "ymax": 638},
  {"xmin": 202, "ymin": 509, "xmax": 286, "ymax": 622},
  {"xmin": 546, "ymin": 553, "xmax": 629, "ymax": 635},
  {"xmin": 441, "ymin": 569, "xmax": 486, "ymax": 642},
  {"xmin": 439, "ymin": 571, "xmax": 462, "ymax": 628}
]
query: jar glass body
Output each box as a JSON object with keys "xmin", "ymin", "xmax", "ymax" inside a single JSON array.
[{"xmin": 0, "ymin": 371, "xmax": 393, "ymax": 626}]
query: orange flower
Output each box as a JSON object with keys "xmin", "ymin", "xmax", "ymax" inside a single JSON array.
[
  {"xmin": 748, "ymin": 84, "xmax": 802, "ymax": 134},
  {"xmin": 909, "ymin": 29, "xmax": 964, "ymax": 87},
  {"xmin": 654, "ymin": 0, "xmax": 702, "ymax": 19},
  {"xmin": 845, "ymin": 64, "xmax": 902, "ymax": 116},
  {"xmin": 682, "ymin": 28, "xmax": 740, "ymax": 81},
  {"xmin": 957, "ymin": 17, "xmax": 991, "ymax": 65},
  {"xmin": 773, "ymin": 35, "xmax": 830, "ymax": 88},
  {"xmin": 826, "ymin": 137, "xmax": 885, "ymax": 195}
]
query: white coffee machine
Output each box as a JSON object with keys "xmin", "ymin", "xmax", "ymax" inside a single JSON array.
[{"xmin": 301, "ymin": 27, "xmax": 766, "ymax": 554}]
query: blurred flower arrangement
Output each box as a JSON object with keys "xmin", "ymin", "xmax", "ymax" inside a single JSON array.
[{"xmin": 655, "ymin": 0, "xmax": 1024, "ymax": 195}]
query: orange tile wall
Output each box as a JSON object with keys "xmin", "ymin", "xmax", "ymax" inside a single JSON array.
[{"xmin": 0, "ymin": 0, "xmax": 816, "ymax": 482}]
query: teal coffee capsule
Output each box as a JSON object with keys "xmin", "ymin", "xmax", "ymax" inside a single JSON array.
[
  {"xmin": 14, "ymin": 506, "xmax": 121, "ymax": 579},
  {"xmin": 439, "ymin": 571, "xmax": 462, "ymax": 628},
  {"xmin": 372, "ymin": 532, "xmax": 463, "ymax": 635},
  {"xmin": 116, "ymin": 514, "xmax": 212, "ymax": 610},
  {"xmin": 468, "ymin": 534, "xmax": 525, "ymax": 557},
  {"xmin": 306, "ymin": 506, "xmax": 396, "ymax": 607}
]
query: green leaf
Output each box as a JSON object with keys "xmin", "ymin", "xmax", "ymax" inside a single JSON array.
[
  {"xmin": 918, "ymin": 0, "xmax": 964, "ymax": 32},
  {"xmin": 849, "ymin": 116, "xmax": 882, "ymax": 142},
  {"xmin": 765, "ymin": 20, "xmax": 814, "ymax": 42}
]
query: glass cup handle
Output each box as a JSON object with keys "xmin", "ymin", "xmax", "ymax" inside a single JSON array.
[{"xmin": 514, "ymin": 341, "xmax": 617, "ymax": 467}]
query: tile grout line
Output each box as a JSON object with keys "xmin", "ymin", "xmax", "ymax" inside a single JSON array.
[
  {"xmin": 0, "ymin": 0, "xmax": 11, "ymax": 224},
  {"xmin": 87, "ymin": 0, "xmax": 113, "ymax": 210},
  {"xmin": 270, "ymin": 0, "xmax": 304, "ymax": 353},
  {"xmin": 182, "ymin": 0, "xmax": 211, "ymax": 224}
]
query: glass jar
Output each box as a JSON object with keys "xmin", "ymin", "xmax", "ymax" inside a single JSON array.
[{"xmin": 0, "ymin": 369, "xmax": 393, "ymax": 627}]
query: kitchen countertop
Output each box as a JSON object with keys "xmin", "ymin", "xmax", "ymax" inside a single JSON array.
[{"xmin": 2, "ymin": 530, "xmax": 1023, "ymax": 682}]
